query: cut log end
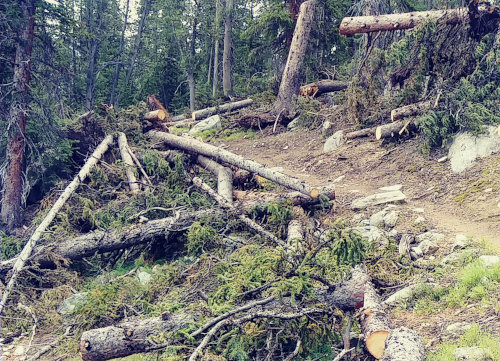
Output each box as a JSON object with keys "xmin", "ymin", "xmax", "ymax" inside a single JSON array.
[
  {"xmin": 366, "ymin": 330, "xmax": 390, "ymax": 359},
  {"xmin": 375, "ymin": 126, "xmax": 383, "ymax": 140},
  {"xmin": 144, "ymin": 109, "xmax": 166, "ymax": 121},
  {"xmin": 310, "ymin": 188, "xmax": 320, "ymax": 199}
]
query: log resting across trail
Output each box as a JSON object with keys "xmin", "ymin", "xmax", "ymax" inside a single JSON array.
[
  {"xmin": 192, "ymin": 99, "xmax": 253, "ymax": 121},
  {"xmin": 0, "ymin": 209, "xmax": 221, "ymax": 280},
  {"xmin": 0, "ymin": 134, "xmax": 114, "ymax": 316},
  {"xmin": 339, "ymin": 4, "xmax": 497, "ymax": 35},
  {"xmin": 299, "ymin": 80, "xmax": 349, "ymax": 99},
  {"xmin": 148, "ymin": 130, "xmax": 335, "ymax": 199},
  {"xmin": 345, "ymin": 126, "xmax": 377, "ymax": 140}
]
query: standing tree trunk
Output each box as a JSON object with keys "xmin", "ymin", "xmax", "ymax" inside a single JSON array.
[
  {"xmin": 109, "ymin": 0, "xmax": 130, "ymax": 107},
  {"xmin": 1, "ymin": 0, "xmax": 35, "ymax": 231},
  {"xmin": 222, "ymin": 0, "xmax": 234, "ymax": 98},
  {"xmin": 188, "ymin": 13, "xmax": 198, "ymax": 111},
  {"xmin": 273, "ymin": 0, "xmax": 316, "ymax": 119},
  {"xmin": 212, "ymin": 0, "xmax": 222, "ymax": 98}
]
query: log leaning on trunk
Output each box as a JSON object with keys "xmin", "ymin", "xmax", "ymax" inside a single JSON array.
[
  {"xmin": 117, "ymin": 133, "xmax": 140, "ymax": 194},
  {"xmin": 345, "ymin": 127, "xmax": 377, "ymax": 140},
  {"xmin": 80, "ymin": 313, "xmax": 194, "ymax": 361},
  {"xmin": 0, "ymin": 209, "xmax": 221, "ymax": 280},
  {"xmin": 339, "ymin": 4, "xmax": 496, "ymax": 35},
  {"xmin": 192, "ymin": 99, "xmax": 253, "ymax": 121},
  {"xmin": 299, "ymin": 80, "xmax": 349, "ymax": 99},
  {"xmin": 0, "ymin": 134, "xmax": 114, "ymax": 315},
  {"xmin": 391, "ymin": 101, "xmax": 432, "ymax": 122},
  {"xmin": 148, "ymin": 130, "xmax": 335, "ymax": 199}
]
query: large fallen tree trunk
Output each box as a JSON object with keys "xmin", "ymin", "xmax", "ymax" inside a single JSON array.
[
  {"xmin": 391, "ymin": 101, "xmax": 432, "ymax": 122},
  {"xmin": 0, "ymin": 134, "xmax": 114, "ymax": 315},
  {"xmin": 345, "ymin": 126, "xmax": 377, "ymax": 140},
  {"xmin": 299, "ymin": 80, "xmax": 349, "ymax": 99},
  {"xmin": 192, "ymin": 99, "xmax": 253, "ymax": 121},
  {"xmin": 0, "ymin": 209, "xmax": 220, "ymax": 280},
  {"xmin": 339, "ymin": 4, "xmax": 497, "ymax": 35},
  {"xmin": 148, "ymin": 130, "xmax": 334, "ymax": 199},
  {"xmin": 380, "ymin": 327, "xmax": 426, "ymax": 361}
]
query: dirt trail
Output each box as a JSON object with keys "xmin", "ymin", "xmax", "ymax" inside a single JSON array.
[{"xmin": 220, "ymin": 129, "xmax": 500, "ymax": 250}]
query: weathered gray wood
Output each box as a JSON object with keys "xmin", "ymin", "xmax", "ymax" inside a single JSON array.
[
  {"xmin": 192, "ymin": 99, "xmax": 253, "ymax": 121},
  {"xmin": 375, "ymin": 121, "xmax": 405, "ymax": 140},
  {"xmin": 148, "ymin": 130, "xmax": 334, "ymax": 199},
  {"xmin": 118, "ymin": 132, "xmax": 139, "ymax": 194},
  {"xmin": 380, "ymin": 327, "xmax": 425, "ymax": 361},
  {"xmin": 391, "ymin": 101, "xmax": 432, "ymax": 122},
  {"xmin": 351, "ymin": 191, "xmax": 406, "ymax": 210},
  {"xmin": 0, "ymin": 134, "xmax": 114, "ymax": 315},
  {"xmin": 197, "ymin": 155, "xmax": 233, "ymax": 203},
  {"xmin": 345, "ymin": 127, "xmax": 377, "ymax": 140}
]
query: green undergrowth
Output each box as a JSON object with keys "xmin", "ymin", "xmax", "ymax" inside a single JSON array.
[{"xmin": 428, "ymin": 324, "xmax": 500, "ymax": 361}]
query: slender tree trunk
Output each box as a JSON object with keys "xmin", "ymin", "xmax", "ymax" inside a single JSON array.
[
  {"xmin": 222, "ymin": 0, "xmax": 233, "ymax": 97},
  {"xmin": 188, "ymin": 14, "xmax": 198, "ymax": 111},
  {"xmin": 1, "ymin": 0, "xmax": 35, "ymax": 231},
  {"xmin": 206, "ymin": 41, "xmax": 212, "ymax": 85},
  {"xmin": 212, "ymin": 0, "xmax": 222, "ymax": 98},
  {"xmin": 273, "ymin": 0, "xmax": 316, "ymax": 118},
  {"xmin": 109, "ymin": 0, "xmax": 130, "ymax": 107}
]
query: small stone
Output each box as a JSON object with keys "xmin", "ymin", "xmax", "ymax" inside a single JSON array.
[
  {"xmin": 411, "ymin": 246, "xmax": 423, "ymax": 259},
  {"xmin": 333, "ymin": 175, "xmax": 345, "ymax": 183},
  {"xmin": 416, "ymin": 231, "xmax": 445, "ymax": 244},
  {"xmin": 383, "ymin": 210, "xmax": 399, "ymax": 228},
  {"xmin": 369, "ymin": 210, "xmax": 386, "ymax": 228},
  {"xmin": 136, "ymin": 268, "xmax": 152, "ymax": 285},
  {"xmin": 441, "ymin": 252, "xmax": 462, "ymax": 265},
  {"xmin": 478, "ymin": 255, "xmax": 500, "ymax": 267},
  {"xmin": 414, "ymin": 216, "xmax": 426, "ymax": 225},
  {"xmin": 287, "ymin": 117, "xmax": 301, "ymax": 130},
  {"xmin": 58, "ymin": 292, "xmax": 88, "ymax": 315},
  {"xmin": 379, "ymin": 184, "xmax": 403, "ymax": 191},
  {"xmin": 419, "ymin": 239, "xmax": 439, "ymax": 255},
  {"xmin": 483, "ymin": 188, "xmax": 493, "ymax": 193},
  {"xmin": 384, "ymin": 284, "xmax": 420, "ymax": 305},
  {"xmin": 323, "ymin": 130, "xmax": 344, "ymax": 153},
  {"xmin": 453, "ymin": 346, "xmax": 492, "ymax": 361},
  {"xmin": 446, "ymin": 322, "xmax": 473, "ymax": 338},
  {"xmin": 14, "ymin": 345, "xmax": 25, "ymax": 356},
  {"xmin": 322, "ymin": 120, "xmax": 332, "ymax": 133},
  {"xmin": 188, "ymin": 114, "xmax": 221, "ymax": 135},
  {"xmin": 351, "ymin": 213, "xmax": 366, "ymax": 224},
  {"xmin": 452, "ymin": 234, "xmax": 468, "ymax": 250},
  {"xmin": 352, "ymin": 191, "xmax": 407, "ymax": 210},
  {"xmin": 388, "ymin": 229, "xmax": 398, "ymax": 239},
  {"xmin": 413, "ymin": 208, "xmax": 425, "ymax": 213},
  {"xmin": 351, "ymin": 225, "xmax": 386, "ymax": 245},
  {"xmin": 438, "ymin": 156, "xmax": 448, "ymax": 163},
  {"xmin": 283, "ymin": 145, "xmax": 289, "ymax": 150}
]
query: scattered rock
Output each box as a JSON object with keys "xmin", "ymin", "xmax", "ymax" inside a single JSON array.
[
  {"xmin": 333, "ymin": 175, "xmax": 345, "ymax": 183},
  {"xmin": 414, "ymin": 216, "xmax": 426, "ymax": 225},
  {"xmin": 323, "ymin": 130, "xmax": 344, "ymax": 153},
  {"xmin": 57, "ymin": 292, "xmax": 88, "ymax": 315},
  {"xmin": 287, "ymin": 117, "xmax": 301, "ymax": 130},
  {"xmin": 453, "ymin": 346, "xmax": 492, "ymax": 361},
  {"xmin": 14, "ymin": 345, "xmax": 25, "ymax": 356},
  {"xmin": 351, "ymin": 191, "xmax": 406, "ymax": 210},
  {"xmin": 410, "ymin": 246, "xmax": 424, "ymax": 259},
  {"xmin": 369, "ymin": 210, "xmax": 385, "ymax": 228},
  {"xmin": 379, "ymin": 184, "xmax": 402, "ymax": 191},
  {"xmin": 384, "ymin": 210, "xmax": 399, "ymax": 228},
  {"xmin": 452, "ymin": 234, "xmax": 469, "ymax": 250},
  {"xmin": 351, "ymin": 225, "xmax": 386, "ymax": 245},
  {"xmin": 351, "ymin": 213, "xmax": 366, "ymax": 225},
  {"xmin": 438, "ymin": 156, "xmax": 448, "ymax": 163},
  {"xmin": 136, "ymin": 268, "xmax": 152, "ymax": 285},
  {"xmin": 448, "ymin": 125, "xmax": 500, "ymax": 173},
  {"xmin": 445, "ymin": 322, "xmax": 473, "ymax": 338},
  {"xmin": 441, "ymin": 252, "xmax": 463, "ymax": 265},
  {"xmin": 413, "ymin": 208, "xmax": 425, "ymax": 213},
  {"xmin": 189, "ymin": 114, "xmax": 221, "ymax": 135},
  {"xmin": 478, "ymin": 255, "xmax": 500, "ymax": 267},
  {"xmin": 384, "ymin": 284, "xmax": 420, "ymax": 305},
  {"xmin": 419, "ymin": 239, "xmax": 439, "ymax": 255},
  {"xmin": 483, "ymin": 188, "xmax": 492, "ymax": 193},
  {"xmin": 416, "ymin": 231, "xmax": 445, "ymax": 244},
  {"xmin": 322, "ymin": 120, "xmax": 332, "ymax": 134},
  {"xmin": 388, "ymin": 229, "xmax": 398, "ymax": 239}
]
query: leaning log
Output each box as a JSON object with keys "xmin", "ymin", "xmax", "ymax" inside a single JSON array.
[
  {"xmin": 192, "ymin": 99, "xmax": 253, "ymax": 121},
  {"xmin": 0, "ymin": 134, "xmax": 114, "ymax": 315},
  {"xmin": 148, "ymin": 130, "xmax": 335, "ymax": 199},
  {"xmin": 299, "ymin": 80, "xmax": 349, "ymax": 99},
  {"xmin": 197, "ymin": 155, "xmax": 233, "ymax": 203},
  {"xmin": 80, "ymin": 313, "xmax": 194, "ymax": 361},
  {"xmin": 339, "ymin": 4, "xmax": 496, "ymax": 35},
  {"xmin": 117, "ymin": 133, "xmax": 140, "ymax": 194},
  {"xmin": 0, "ymin": 209, "xmax": 220, "ymax": 280},
  {"xmin": 143, "ymin": 109, "xmax": 166, "ymax": 122},
  {"xmin": 391, "ymin": 101, "xmax": 432, "ymax": 122},
  {"xmin": 375, "ymin": 121, "xmax": 405, "ymax": 140}
]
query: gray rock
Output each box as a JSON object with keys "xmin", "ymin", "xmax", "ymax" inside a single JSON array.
[
  {"xmin": 351, "ymin": 191, "xmax": 406, "ymax": 210},
  {"xmin": 351, "ymin": 213, "xmax": 366, "ymax": 225},
  {"xmin": 379, "ymin": 184, "xmax": 402, "ymax": 192},
  {"xmin": 419, "ymin": 239, "xmax": 439, "ymax": 255},
  {"xmin": 452, "ymin": 234, "xmax": 469, "ymax": 250},
  {"xmin": 323, "ymin": 130, "xmax": 344, "ymax": 153},
  {"xmin": 478, "ymin": 255, "xmax": 500, "ymax": 267},
  {"xmin": 453, "ymin": 347, "xmax": 492, "ymax": 361},
  {"xmin": 14, "ymin": 345, "xmax": 25, "ymax": 356},
  {"xmin": 136, "ymin": 268, "xmax": 152, "ymax": 285},
  {"xmin": 369, "ymin": 210, "xmax": 386, "ymax": 228},
  {"xmin": 413, "ymin": 208, "xmax": 425, "ymax": 213},
  {"xmin": 287, "ymin": 117, "xmax": 301, "ymax": 130},
  {"xmin": 414, "ymin": 216, "xmax": 426, "ymax": 225},
  {"xmin": 333, "ymin": 175, "xmax": 345, "ymax": 183},
  {"xmin": 322, "ymin": 120, "xmax": 332, "ymax": 134},
  {"xmin": 189, "ymin": 114, "xmax": 221, "ymax": 135},
  {"xmin": 416, "ymin": 231, "xmax": 445, "ymax": 244},
  {"xmin": 446, "ymin": 322, "xmax": 473, "ymax": 338},
  {"xmin": 388, "ymin": 229, "xmax": 399, "ymax": 239},
  {"xmin": 384, "ymin": 210, "xmax": 399, "ymax": 228},
  {"xmin": 441, "ymin": 252, "xmax": 463, "ymax": 265},
  {"xmin": 384, "ymin": 284, "xmax": 420, "ymax": 305},
  {"xmin": 58, "ymin": 292, "xmax": 88, "ymax": 315},
  {"xmin": 369, "ymin": 208, "xmax": 398, "ymax": 229},
  {"xmin": 411, "ymin": 246, "xmax": 424, "ymax": 259},
  {"xmin": 448, "ymin": 125, "xmax": 500, "ymax": 173},
  {"xmin": 351, "ymin": 225, "xmax": 386, "ymax": 244}
]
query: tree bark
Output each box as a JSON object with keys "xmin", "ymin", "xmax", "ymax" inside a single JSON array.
[
  {"xmin": 197, "ymin": 156, "xmax": 233, "ymax": 203},
  {"xmin": 339, "ymin": 5, "xmax": 496, "ymax": 35},
  {"xmin": 273, "ymin": 0, "xmax": 316, "ymax": 118},
  {"xmin": 191, "ymin": 98, "xmax": 253, "ymax": 121},
  {"xmin": 380, "ymin": 327, "xmax": 426, "ymax": 361},
  {"xmin": 222, "ymin": 0, "xmax": 234, "ymax": 97},
  {"xmin": 213, "ymin": 0, "xmax": 222, "ymax": 98},
  {"xmin": 0, "ymin": 0, "xmax": 35, "ymax": 231},
  {"xmin": 345, "ymin": 127, "xmax": 377, "ymax": 140},
  {"xmin": 117, "ymin": 133, "xmax": 140, "ymax": 194},
  {"xmin": 0, "ymin": 135, "xmax": 114, "ymax": 315},
  {"xmin": 391, "ymin": 101, "xmax": 432, "ymax": 122},
  {"xmin": 148, "ymin": 130, "xmax": 334, "ymax": 199},
  {"xmin": 0, "ymin": 209, "xmax": 220, "ymax": 280},
  {"xmin": 299, "ymin": 80, "xmax": 349, "ymax": 99},
  {"xmin": 375, "ymin": 121, "xmax": 406, "ymax": 140},
  {"xmin": 109, "ymin": 0, "xmax": 130, "ymax": 107},
  {"xmin": 188, "ymin": 12, "xmax": 198, "ymax": 111}
]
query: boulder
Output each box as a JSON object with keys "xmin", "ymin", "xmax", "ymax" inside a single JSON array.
[
  {"xmin": 478, "ymin": 255, "xmax": 500, "ymax": 267},
  {"xmin": 189, "ymin": 114, "xmax": 221, "ymax": 135},
  {"xmin": 453, "ymin": 347, "xmax": 492, "ymax": 361},
  {"xmin": 323, "ymin": 130, "xmax": 344, "ymax": 153},
  {"xmin": 416, "ymin": 231, "xmax": 444, "ymax": 244},
  {"xmin": 351, "ymin": 191, "xmax": 406, "ymax": 210},
  {"xmin": 448, "ymin": 125, "xmax": 500, "ymax": 173}
]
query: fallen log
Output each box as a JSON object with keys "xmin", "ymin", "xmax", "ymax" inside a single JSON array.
[
  {"xmin": 345, "ymin": 127, "xmax": 377, "ymax": 140},
  {"xmin": 143, "ymin": 109, "xmax": 166, "ymax": 122},
  {"xmin": 148, "ymin": 130, "xmax": 334, "ymax": 199},
  {"xmin": 192, "ymin": 99, "xmax": 253, "ymax": 121},
  {"xmin": 380, "ymin": 327, "xmax": 425, "ymax": 361},
  {"xmin": 197, "ymin": 155, "xmax": 233, "ymax": 203},
  {"xmin": 233, "ymin": 190, "xmax": 321, "ymax": 212},
  {"xmin": 339, "ymin": 4, "xmax": 496, "ymax": 35},
  {"xmin": 0, "ymin": 134, "xmax": 114, "ymax": 315},
  {"xmin": 146, "ymin": 94, "xmax": 171, "ymax": 120},
  {"xmin": 0, "ymin": 209, "xmax": 220, "ymax": 279},
  {"xmin": 80, "ymin": 313, "xmax": 194, "ymax": 361},
  {"xmin": 299, "ymin": 80, "xmax": 349, "ymax": 99},
  {"xmin": 118, "ymin": 133, "xmax": 140, "ymax": 194},
  {"xmin": 391, "ymin": 101, "xmax": 432, "ymax": 122},
  {"xmin": 375, "ymin": 121, "xmax": 406, "ymax": 140}
]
